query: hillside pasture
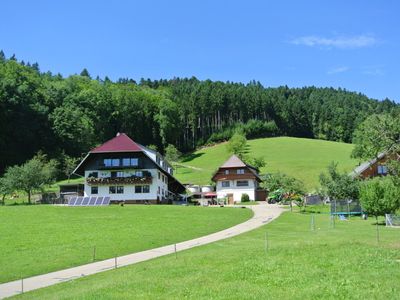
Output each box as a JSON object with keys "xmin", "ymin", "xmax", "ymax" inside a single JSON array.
[
  {"xmin": 176, "ymin": 137, "xmax": 358, "ymax": 190},
  {"xmin": 0, "ymin": 205, "xmax": 252, "ymax": 283}
]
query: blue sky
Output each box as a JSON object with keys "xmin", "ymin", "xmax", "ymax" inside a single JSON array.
[{"xmin": 1, "ymin": 0, "xmax": 399, "ymax": 102}]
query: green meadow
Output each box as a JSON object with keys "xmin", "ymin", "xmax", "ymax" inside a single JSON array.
[
  {"xmin": 176, "ymin": 137, "xmax": 358, "ymax": 191},
  {"xmin": 0, "ymin": 205, "xmax": 252, "ymax": 283},
  {"xmin": 14, "ymin": 210, "xmax": 400, "ymax": 299}
]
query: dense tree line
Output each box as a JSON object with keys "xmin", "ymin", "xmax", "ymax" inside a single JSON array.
[{"xmin": 0, "ymin": 51, "xmax": 398, "ymax": 175}]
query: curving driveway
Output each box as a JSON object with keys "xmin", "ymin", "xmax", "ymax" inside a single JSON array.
[{"xmin": 0, "ymin": 204, "xmax": 284, "ymax": 299}]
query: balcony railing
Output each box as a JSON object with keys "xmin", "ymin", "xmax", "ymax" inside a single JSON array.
[{"xmin": 87, "ymin": 176, "xmax": 152, "ymax": 185}]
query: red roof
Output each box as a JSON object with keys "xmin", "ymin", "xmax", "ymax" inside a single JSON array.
[{"xmin": 91, "ymin": 133, "xmax": 142, "ymax": 153}]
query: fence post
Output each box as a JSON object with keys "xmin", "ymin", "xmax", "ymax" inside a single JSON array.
[
  {"xmin": 311, "ymin": 214, "xmax": 315, "ymax": 231},
  {"xmin": 21, "ymin": 277, "xmax": 24, "ymax": 294},
  {"xmin": 264, "ymin": 231, "xmax": 268, "ymax": 254},
  {"xmin": 93, "ymin": 246, "xmax": 96, "ymax": 262},
  {"xmin": 115, "ymin": 256, "xmax": 117, "ymax": 269},
  {"xmin": 174, "ymin": 244, "xmax": 177, "ymax": 259},
  {"xmin": 376, "ymin": 216, "xmax": 380, "ymax": 244}
]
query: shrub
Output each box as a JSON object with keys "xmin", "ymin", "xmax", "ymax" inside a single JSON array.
[{"xmin": 241, "ymin": 193, "xmax": 250, "ymax": 202}]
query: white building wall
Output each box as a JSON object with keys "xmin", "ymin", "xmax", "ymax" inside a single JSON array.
[
  {"xmin": 216, "ymin": 179, "xmax": 256, "ymax": 202},
  {"xmin": 83, "ymin": 168, "xmax": 167, "ymax": 201}
]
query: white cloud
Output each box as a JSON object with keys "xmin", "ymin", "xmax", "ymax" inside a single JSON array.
[
  {"xmin": 327, "ymin": 66, "xmax": 349, "ymax": 74},
  {"xmin": 290, "ymin": 35, "xmax": 378, "ymax": 49},
  {"xmin": 362, "ymin": 65, "xmax": 385, "ymax": 76}
]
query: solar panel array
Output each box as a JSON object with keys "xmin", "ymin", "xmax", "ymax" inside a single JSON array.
[{"xmin": 68, "ymin": 196, "xmax": 111, "ymax": 206}]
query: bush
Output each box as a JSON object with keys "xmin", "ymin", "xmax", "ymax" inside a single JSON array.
[{"xmin": 241, "ymin": 193, "xmax": 250, "ymax": 202}]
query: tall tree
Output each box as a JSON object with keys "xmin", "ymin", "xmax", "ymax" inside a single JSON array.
[
  {"xmin": 226, "ymin": 131, "xmax": 247, "ymax": 159},
  {"xmin": 4, "ymin": 154, "xmax": 58, "ymax": 203},
  {"xmin": 319, "ymin": 162, "xmax": 359, "ymax": 200},
  {"xmin": 80, "ymin": 68, "xmax": 91, "ymax": 78}
]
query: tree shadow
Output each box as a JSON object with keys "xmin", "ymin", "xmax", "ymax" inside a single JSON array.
[{"xmin": 181, "ymin": 152, "xmax": 205, "ymax": 163}]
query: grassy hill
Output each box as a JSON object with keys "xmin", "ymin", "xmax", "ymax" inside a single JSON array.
[{"xmin": 175, "ymin": 137, "xmax": 358, "ymax": 191}]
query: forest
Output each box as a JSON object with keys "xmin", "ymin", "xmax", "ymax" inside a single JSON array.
[{"xmin": 0, "ymin": 51, "xmax": 399, "ymax": 174}]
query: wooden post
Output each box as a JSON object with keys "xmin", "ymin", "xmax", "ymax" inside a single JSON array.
[
  {"xmin": 174, "ymin": 244, "xmax": 177, "ymax": 259},
  {"xmin": 21, "ymin": 277, "xmax": 24, "ymax": 294},
  {"xmin": 264, "ymin": 231, "xmax": 268, "ymax": 254},
  {"xmin": 376, "ymin": 216, "xmax": 380, "ymax": 243},
  {"xmin": 93, "ymin": 246, "xmax": 96, "ymax": 262},
  {"xmin": 311, "ymin": 214, "xmax": 315, "ymax": 231},
  {"xmin": 115, "ymin": 256, "xmax": 117, "ymax": 269}
]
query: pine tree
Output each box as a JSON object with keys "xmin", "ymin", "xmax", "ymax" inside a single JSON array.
[
  {"xmin": 0, "ymin": 50, "xmax": 5, "ymax": 62},
  {"xmin": 80, "ymin": 68, "xmax": 91, "ymax": 78}
]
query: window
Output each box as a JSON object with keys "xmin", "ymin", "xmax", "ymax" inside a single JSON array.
[
  {"xmin": 111, "ymin": 171, "xmax": 124, "ymax": 178},
  {"xmin": 135, "ymin": 171, "xmax": 143, "ymax": 177},
  {"xmin": 111, "ymin": 159, "xmax": 120, "ymax": 167},
  {"xmin": 91, "ymin": 186, "xmax": 98, "ymax": 194},
  {"xmin": 378, "ymin": 165, "xmax": 388, "ymax": 175},
  {"xmin": 224, "ymin": 170, "xmax": 229, "ymax": 175},
  {"xmin": 88, "ymin": 172, "xmax": 98, "ymax": 178},
  {"xmin": 237, "ymin": 180, "xmax": 249, "ymax": 187},
  {"xmin": 104, "ymin": 159, "xmax": 112, "ymax": 167},
  {"xmin": 158, "ymin": 186, "xmax": 160, "ymax": 194},
  {"xmin": 122, "ymin": 158, "xmax": 139, "ymax": 167},
  {"xmin": 237, "ymin": 169, "xmax": 245, "ymax": 174},
  {"xmin": 222, "ymin": 181, "xmax": 230, "ymax": 187},
  {"xmin": 136, "ymin": 185, "xmax": 150, "ymax": 193},
  {"xmin": 110, "ymin": 186, "xmax": 123, "ymax": 194},
  {"xmin": 158, "ymin": 172, "xmax": 161, "ymax": 180}
]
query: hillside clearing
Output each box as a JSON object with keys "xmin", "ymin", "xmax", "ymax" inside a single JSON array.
[
  {"xmin": 175, "ymin": 137, "xmax": 358, "ymax": 190},
  {"xmin": 0, "ymin": 205, "xmax": 252, "ymax": 283},
  {"xmin": 14, "ymin": 210, "xmax": 400, "ymax": 299}
]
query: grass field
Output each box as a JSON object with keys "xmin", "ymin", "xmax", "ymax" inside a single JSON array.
[
  {"xmin": 0, "ymin": 205, "xmax": 252, "ymax": 283},
  {"xmin": 14, "ymin": 210, "xmax": 400, "ymax": 299},
  {"xmin": 176, "ymin": 137, "xmax": 358, "ymax": 191}
]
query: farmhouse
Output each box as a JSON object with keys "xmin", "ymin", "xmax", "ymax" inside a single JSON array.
[
  {"xmin": 73, "ymin": 133, "xmax": 185, "ymax": 204},
  {"xmin": 351, "ymin": 152, "xmax": 399, "ymax": 178},
  {"xmin": 212, "ymin": 155, "xmax": 266, "ymax": 203}
]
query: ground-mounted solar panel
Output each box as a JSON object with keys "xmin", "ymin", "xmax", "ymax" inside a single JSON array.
[
  {"xmin": 68, "ymin": 197, "xmax": 77, "ymax": 206},
  {"xmin": 82, "ymin": 197, "xmax": 90, "ymax": 206},
  {"xmin": 89, "ymin": 197, "xmax": 97, "ymax": 205},
  {"xmin": 75, "ymin": 197, "xmax": 83, "ymax": 206},
  {"xmin": 102, "ymin": 196, "xmax": 111, "ymax": 206},
  {"xmin": 95, "ymin": 197, "xmax": 103, "ymax": 205}
]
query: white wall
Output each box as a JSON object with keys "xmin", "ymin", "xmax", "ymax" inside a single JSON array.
[
  {"xmin": 216, "ymin": 179, "xmax": 256, "ymax": 202},
  {"xmin": 84, "ymin": 168, "xmax": 167, "ymax": 201}
]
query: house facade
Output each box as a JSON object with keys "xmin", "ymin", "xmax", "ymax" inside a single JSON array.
[
  {"xmin": 351, "ymin": 152, "xmax": 398, "ymax": 178},
  {"xmin": 212, "ymin": 155, "xmax": 266, "ymax": 203},
  {"xmin": 73, "ymin": 133, "xmax": 185, "ymax": 204}
]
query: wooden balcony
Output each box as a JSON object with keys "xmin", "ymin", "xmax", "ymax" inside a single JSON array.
[{"xmin": 86, "ymin": 176, "xmax": 152, "ymax": 185}]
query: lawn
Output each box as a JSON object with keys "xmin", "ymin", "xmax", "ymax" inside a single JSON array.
[
  {"xmin": 0, "ymin": 205, "xmax": 252, "ymax": 283},
  {"xmin": 175, "ymin": 137, "xmax": 358, "ymax": 191},
  {"xmin": 14, "ymin": 210, "xmax": 400, "ymax": 299}
]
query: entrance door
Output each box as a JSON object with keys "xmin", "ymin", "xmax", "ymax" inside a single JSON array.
[{"xmin": 227, "ymin": 193, "xmax": 234, "ymax": 205}]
